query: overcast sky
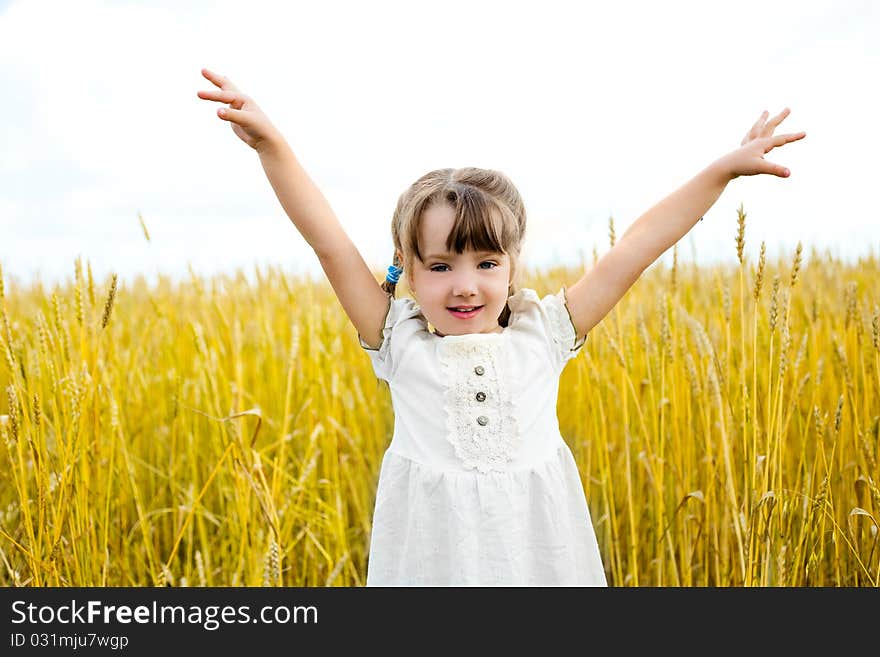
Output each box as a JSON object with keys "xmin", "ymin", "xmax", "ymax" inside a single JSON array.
[{"xmin": 1, "ymin": 0, "xmax": 876, "ymax": 290}]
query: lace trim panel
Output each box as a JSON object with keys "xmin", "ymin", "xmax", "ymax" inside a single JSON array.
[{"xmin": 436, "ymin": 335, "xmax": 521, "ymax": 474}]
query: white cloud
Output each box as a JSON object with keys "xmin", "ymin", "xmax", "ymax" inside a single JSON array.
[{"xmin": 0, "ymin": 0, "xmax": 877, "ymax": 290}]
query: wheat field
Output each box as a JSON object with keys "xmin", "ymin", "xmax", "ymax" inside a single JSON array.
[{"xmin": 2, "ymin": 213, "xmax": 879, "ymax": 586}]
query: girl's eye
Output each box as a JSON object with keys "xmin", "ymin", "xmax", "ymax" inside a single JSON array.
[{"xmin": 429, "ymin": 262, "xmax": 497, "ymax": 272}]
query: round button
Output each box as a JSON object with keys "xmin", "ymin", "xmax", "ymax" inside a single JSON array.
[
  {"xmin": 474, "ymin": 365, "xmax": 485, "ymax": 375},
  {"xmin": 477, "ymin": 415, "xmax": 489, "ymax": 426},
  {"xmin": 475, "ymin": 391, "xmax": 486, "ymax": 402}
]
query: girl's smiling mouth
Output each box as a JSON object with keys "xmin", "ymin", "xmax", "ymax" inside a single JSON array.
[{"xmin": 448, "ymin": 305, "xmax": 483, "ymax": 319}]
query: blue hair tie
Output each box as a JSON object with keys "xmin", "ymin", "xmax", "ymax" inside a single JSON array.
[{"xmin": 386, "ymin": 264, "xmax": 403, "ymax": 284}]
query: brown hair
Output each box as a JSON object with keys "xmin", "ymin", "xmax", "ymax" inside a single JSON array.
[{"xmin": 380, "ymin": 167, "xmax": 527, "ymax": 327}]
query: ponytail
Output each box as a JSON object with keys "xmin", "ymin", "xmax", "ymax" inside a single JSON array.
[{"xmin": 380, "ymin": 251, "xmax": 403, "ymax": 297}]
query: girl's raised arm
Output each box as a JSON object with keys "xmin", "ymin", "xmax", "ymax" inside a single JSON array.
[
  {"xmin": 564, "ymin": 108, "xmax": 806, "ymax": 343},
  {"xmin": 197, "ymin": 68, "xmax": 391, "ymax": 348}
]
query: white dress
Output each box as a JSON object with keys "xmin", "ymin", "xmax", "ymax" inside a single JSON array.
[{"xmin": 358, "ymin": 286, "xmax": 607, "ymax": 586}]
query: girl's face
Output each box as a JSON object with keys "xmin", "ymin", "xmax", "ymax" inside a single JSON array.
[{"xmin": 405, "ymin": 202, "xmax": 511, "ymax": 337}]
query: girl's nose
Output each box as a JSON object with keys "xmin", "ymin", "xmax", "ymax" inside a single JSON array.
[{"xmin": 452, "ymin": 276, "xmax": 478, "ymax": 297}]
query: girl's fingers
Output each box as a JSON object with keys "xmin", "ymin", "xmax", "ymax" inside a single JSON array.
[
  {"xmin": 753, "ymin": 110, "xmax": 768, "ymax": 131},
  {"xmin": 201, "ymin": 68, "xmax": 222, "ymax": 87},
  {"xmin": 745, "ymin": 110, "xmax": 768, "ymax": 141},
  {"xmin": 772, "ymin": 131, "xmax": 807, "ymax": 147},
  {"xmin": 772, "ymin": 163, "xmax": 791, "ymax": 177},
  {"xmin": 756, "ymin": 157, "xmax": 790, "ymax": 178},
  {"xmin": 217, "ymin": 106, "xmax": 249, "ymax": 125},
  {"xmin": 201, "ymin": 68, "xmax": 240, "ymax": 93},
  {"xmin": 197, "ymin": 89, "xmax": 239, "ymax": 104},
  {"xmin": 767, "ymin": 107, "xmax": 791, "ymax": 129}
]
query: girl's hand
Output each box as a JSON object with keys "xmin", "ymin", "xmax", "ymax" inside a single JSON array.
[
  {"xmin": 718, "ymin": 108, "xmax": 806, "ymax": 180},
  {"xmin": 197, "ymin": 68, "xmax": 281, "ymax": 152}
]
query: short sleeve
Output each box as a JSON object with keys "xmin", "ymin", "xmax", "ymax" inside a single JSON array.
[
  {"xmin": 507, "ymin": 286, "xmax": 587, "ymax": 372},
  {"xmin": 358, "ymin": 295, "xmax": 425, "ymax": 382}
]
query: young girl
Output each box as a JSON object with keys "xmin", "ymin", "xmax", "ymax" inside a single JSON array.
[{"xmin": 198, "ymin": 68, "xmax": 806, "ymax": 586}]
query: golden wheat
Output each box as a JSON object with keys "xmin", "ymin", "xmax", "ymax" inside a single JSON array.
[{"xmin": 1, "ymin": 218, "xmax": 878, "ymax": 586}]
